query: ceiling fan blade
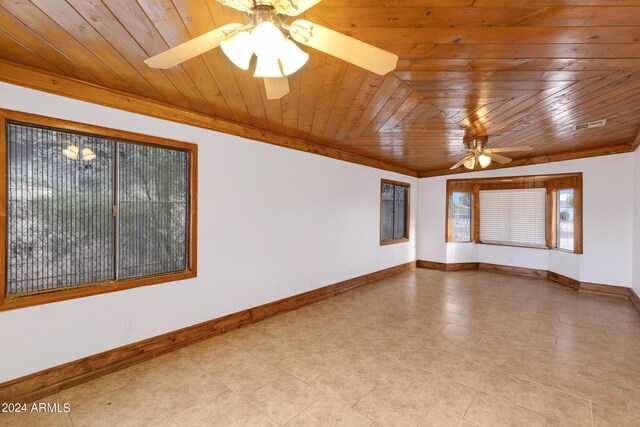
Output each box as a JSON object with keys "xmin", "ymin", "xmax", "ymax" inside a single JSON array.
[
  {"xmin": 274, "ymin": 0, "xmax": 323, "ymax": 16},
  {"xmin": 216, "ymin": 0, "xmax": 253, "ymax": 12},
  {"xmin": 289, "ymin": 20, "xmax": 398, "ymax": 75},
  {"xmin": 487, "ymin": 152, "xmax": 513, "ymax": 164},
  {"xmin": 450, "ymin": 154, "xmax": 473, "ymax": 170},
  {"xmin": 144, "ymin": 23, "xmax": 244, "ymax": 69},
  {"xmin": 264, "ymin": 76, "xmax": 290, "ymax": 100},
  {"xmin": 486, "ymin": 145, "xmax": 533, "ymax": 154}
]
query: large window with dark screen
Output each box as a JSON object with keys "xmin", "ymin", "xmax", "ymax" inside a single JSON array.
[
  {"xmin": 380, "ymin": 179, "xmax": 410, "ymax": 244},
  {"xmin": 4, "ymin": 120, "xmax": 194, "ymax": 303}
]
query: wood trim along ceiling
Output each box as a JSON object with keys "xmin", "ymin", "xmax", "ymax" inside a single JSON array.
[
  {"xmin": 417, "ymin": 259, "xmax": 635, "ymax": 299},
  {"xmin": 0, "ymin": 261, "xmax": 416, "ymax": 404},
  {"xmin": 0, "ymin": 2, "xmax": 639, "ymax": 175},
  {"xmin": 0, "ymin": 61, "xmax": 417, "ymax": 178}
]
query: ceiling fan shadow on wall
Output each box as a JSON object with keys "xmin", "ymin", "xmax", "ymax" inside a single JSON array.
[
  {"xmin": 450, "ymin": 136, "xmax": 533, "ymax": 170},
  {"xmin": 144, "ymin": 0, "xmax": 398, "ymax": 100}
]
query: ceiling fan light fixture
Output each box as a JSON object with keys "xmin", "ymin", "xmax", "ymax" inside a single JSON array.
[
  {"xmin": 220, "ymin": 31, "xmax": 253, "ymax": 70},
  {"xmin": 81, "ymin": 148, "xmax": 96, "ymax": 161},
  {"xmin": 62, "ymin": 145, "xmax": 79, "ymax": 160},
  {"xmin": 478, "ymin": 153, "xmax": 492, "ymax": 168},
  {"xmin": 280, "ymin": 39, "xmax": 309, "ymax": 76},
  {"xmin": 463, "ymin": 156, "xmax": 476, "ymax": 170},
  {"xmin": 254, "ymin": 55, "xmax": 284, "ymax": 77},
  {"xmin": 251, "ymin": 22, "xmax": 285, "ymax": 58}
]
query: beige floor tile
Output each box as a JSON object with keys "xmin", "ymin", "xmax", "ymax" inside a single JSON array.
[
  {"xmin": 405, "ymin": 371, "xmax": 477, "ymax": 417},
  {"xmin": 353, "ymin": 384, "xmax": 430, "ymax": 427},
  {"xmin": 625, "ymin": 387, "xmax": 640, "ymax": 418},
  {"xmin": 23, "ymin": 269, "xmax": 640, "ymax": 426},
  {"xmin": 213, "ymin": 357, "xmax": 285, "ymax": 394},
  {"xmin": 310, "ymin": 366, "xmax": 376, "ymax": 406},
  {"xmin": 247, "ymin": 376, "xmax": 321, "ymax": 424},
  {"xmin": 172, "ymin": 390, "xmax": 265, "ymax": 426},
  {"xmin": 409, "ymin": 347, "xmax": 467, "ymax": 379},
  {"xmin": 419, "ymin": 407, "xmax": 477, "ymax": 427},
  {"xmin": 592, "ymin": 403, "xmax": 635, "ymax": 427},
  {"xmin": 69, "ymin": 385, "xmax": 171, "ymax": 427},
  {"xmin": 515, "ymin": 380, "xmax": 592, "ymax": 425},
  {"xmin": 355, "ymin": 352, "xmax": 425, "ymax": 391},
  {"xmin": 286, "ymin": 395, "xmax": 373, "ymax": 427},
  {"xmin": 180, "ymin": 341, "xmax": 255, "ymax": 376},
  {"xmin": 453, "ymin": 362, "xmax": 525, "ymax": 401},
  {"xmin": 464, "ymin": 391, "xmax": 548, "ymax": 427},
  {"xmin": 277, "ymin": 351, "xmax": 334, "ymax": 382},
  {"xmin": 245, "ymin": 413, "xmax": 281, "ymax": 426},
  {"xmin": 59, "ymin": 368, "xmax": 135, "ymax": 405}
]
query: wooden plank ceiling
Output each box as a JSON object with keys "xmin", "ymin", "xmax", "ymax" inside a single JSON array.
[{"xmin": 0, "ymin": 0, "xmax": 639, "ymax": 174}]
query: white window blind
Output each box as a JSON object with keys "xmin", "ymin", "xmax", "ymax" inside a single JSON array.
[{"xmin": 479, "ymin": 188, "xmax": 546, "ymax": 248}]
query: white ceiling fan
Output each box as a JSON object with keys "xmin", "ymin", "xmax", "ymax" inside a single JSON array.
[
  {"xmin": 144, "ymin": 0, "xmax": 398, "ymax": 100},
  {"xmin": 450, "ymin": 136, "xmax": 533, "ymax": 170}
]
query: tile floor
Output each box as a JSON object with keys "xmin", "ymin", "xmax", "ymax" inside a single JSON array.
[{"xmin": 2, "ymin": 269, "xmax": 640, "ymax": 426}]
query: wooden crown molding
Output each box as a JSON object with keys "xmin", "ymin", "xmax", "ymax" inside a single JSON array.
[
  {"xmin": 632, "ymin": 132, "xmax": 640, "ymax": 152},
  {"xmin": 0, "ymin": 60, "xmax": 417, "ymax": 178},
  {"xmin": 417, "ymin": 143, "xmax": 635, "ymax": 178},
  {"xmin": 0, "ymin": 261, "xmax": 416, "ymax": 404}
]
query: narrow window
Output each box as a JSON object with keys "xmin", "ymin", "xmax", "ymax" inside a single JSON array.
[
  {"xmin": 449, "ymin": 192, "xmax": 472, "ymax": 242},
  {"xmin": 3, "ymin": 119, "xmax": 195, "ymax": 307},
  {"xmin": 380, "ymin": 180, "xmax": 410, "ymax": 244},
  {"xmin": 557, "ymin": 189, "xmax": 575, "ymax": 251},
  {"xmin": 479, "ymin": 188, "xmax": 546, "ymax": 248}
]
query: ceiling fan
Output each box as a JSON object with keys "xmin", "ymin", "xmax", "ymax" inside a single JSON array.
[
  {"xmin": 450, "ymin": 136, "xmax": 533, "ymax": 170},
  {"xmin": 144, "ymin": 0, "xmax": 398, "ymax": 100}
]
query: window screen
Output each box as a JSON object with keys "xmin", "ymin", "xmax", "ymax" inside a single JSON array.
[
  {"xmin": 557, "ymin": 189, "xmax": 575, "ymax": 251},
  {"xmin": 449, "ymin": 192, "xmax": 472, "ymax": 242},
  {"xmin": 479, "ymin": 188, "xmax": 546, "ymax": 248},
  {"xmin": 381, "ymin": 181, "xmax": 409, "ymax": 243},
  {"xmin": 6, "ymin": 122, "xmax": 190, "ymax": 296}
]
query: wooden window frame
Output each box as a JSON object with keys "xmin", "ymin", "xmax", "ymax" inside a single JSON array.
[
  {"xmin": 0, "ymin": 109, "xmax": 198, "ymax": 311},
  {"xmin": 380, "ymin": 179, "xmax": 411, "ymax": 246},
  {"xmin": 445, "ymin": 173, "xmax": 583, "ymax": 254}
]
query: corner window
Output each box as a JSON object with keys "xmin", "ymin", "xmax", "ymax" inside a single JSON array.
[
  {"xmin": 1, "ymin": 112, "xmax": 197, "ymax": 310},
  {"xmin": 380, "ymin": 179, "xmax": 410, "ymax": 245},
  {"xmin": 445, "ymin": 173, "xmax": 582, "ymax": 253},
  {"xmin": 448, "ymin": 192, "xmax": 472, "ymax": 242},
  {"xmin": 557, "ymin": 189, "xmax": 575, "ymax": 251}
]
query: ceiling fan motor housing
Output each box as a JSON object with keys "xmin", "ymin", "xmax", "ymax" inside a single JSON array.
[{"xmin": 463, "ymin": 136, "xmax": 488, "ymax": 151}]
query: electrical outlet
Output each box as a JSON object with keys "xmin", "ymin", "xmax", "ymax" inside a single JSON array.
[{"xmin": 124, "ymin": 318, "xmax": 135, "ymax": 334}]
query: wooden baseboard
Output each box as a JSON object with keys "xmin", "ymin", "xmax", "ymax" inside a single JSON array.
[
  {"xmin": 478, "ymin": 263, "xmax": 547, "ymax": 279},
  {"xmin": 630, "ymin": 288, "xmax": 640, "ymax": 315},
  {"xmin": 416, "ymin": 260, "xmax": 478, "ymax": 271},
  {"xmin": 418, "ymin": 260, "xmax": 632, "ymax": 298},
  {"xmin": 0, "ymin": 261, "xmax": 416, "ymax": 404},
  {"xmin": 547, "ymin": 271, "xmax": 581, "ymax": 291}
]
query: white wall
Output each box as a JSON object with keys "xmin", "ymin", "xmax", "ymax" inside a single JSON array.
[
  {"xmin": 634, "ymin": 148, "xmax": 640, "ymax": 296},
  {"xmin": 417, "ymin": 155, "xmax": 635, "ymax": 287},
  {"xmin": 0, "ymin": 83, "xmax": 417, "ymax": 382}
]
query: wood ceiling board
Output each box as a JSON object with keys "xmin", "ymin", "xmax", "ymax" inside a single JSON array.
[
  {"xmin": 396, "ymin": 58, "xmax": 640, "ymax": 72},
  {"xmin": 0, "ymin": 1, "xmax": 638, "ymax": 174},
  {"xmin": 341, "ymin": 27, "xmax": 640, "ymax": 46}
]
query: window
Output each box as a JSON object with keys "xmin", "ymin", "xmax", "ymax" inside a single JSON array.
[
  {"xmin": 557, "ymin": 189, "xmax": 575, "ymax": 251},
  {"xmin": 1, "ymin": 113, "xmax": 197, "ymax": 310},
  {"xmin": 445, "ymin": 173, "xmax": 582, "ymax": 253},
  {"xmin": 480, "ymin": 189, "xmax": 547, "ymax": 248},
  {"xmin": 380, "ymin": 180, "xmax": 410, "ymax": 244},
  {"xmin": 449, "ymin": 192, "xmax": 472, "ymax": 242}
]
